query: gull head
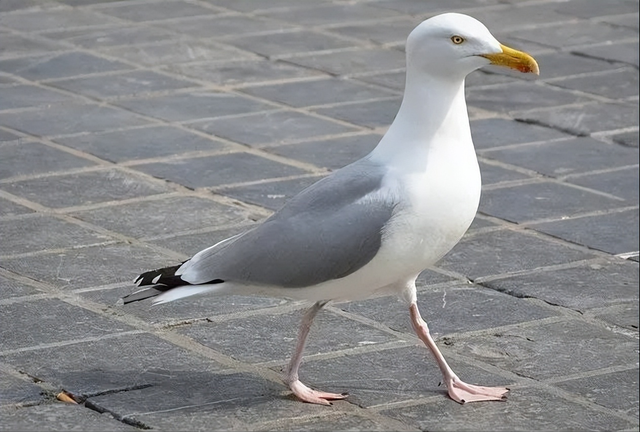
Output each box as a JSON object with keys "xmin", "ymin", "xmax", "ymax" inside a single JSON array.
[{"xmin": 406, "ymin": 13, "xmax": 539, "ymax": 81}]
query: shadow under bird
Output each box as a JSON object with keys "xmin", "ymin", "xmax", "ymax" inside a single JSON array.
[{"xmin": 122, "ymin": 12, "xmax": 539, "ymax": 405}]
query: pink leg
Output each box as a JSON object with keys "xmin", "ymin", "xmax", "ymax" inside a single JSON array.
[
  {"xmin": 285, "ymin": 301, "xmax": 348, "ymax": 405},
  {"xmin": 409, "ymin": 303, "xmax": 509, "ymax": 404}
]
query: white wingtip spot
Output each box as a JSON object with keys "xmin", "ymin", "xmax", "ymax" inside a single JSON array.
[
  {"xmin": 115, "ymin": 298, "xmax": 125, "ymax": 306},
  {"xmin": 133, "ymin": 276, "xmax": 143, "ymax": 286},
  {"xmin": 151, "ymin": 275, "xmax": 161, "ymax": 284}
]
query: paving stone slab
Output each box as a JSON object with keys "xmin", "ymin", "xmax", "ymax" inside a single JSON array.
[
  {"xmin": 155, "ymin": 15, "xmax": 295, "ymax": 39},
  {"xmin": 0, "ymin": 404, "xmax": 137, "ymax": 432},
  {"xmin": 484, "ymin": 259, "xmax": 638, "ymax": 311},
  {"xmin": 340, "ymin": 285, "xmax": 555, "ymax": 337},
  {"xmin": 573, "ymin": 40, "xmax": 639, "ymax": 68},
  {"xmin": 517, "ymin": 102, "xmax": 640, "ymax": 136},
  {"xmin": 70, "ymin": 196, "xmax": 249, "ymax": 239},
  {"xmin": 0, "ymin": 198, "xmax": 33, "ymax": 218},
  {"xmin": 0, "ymin": 84, "xmax": 79, "ymax": 111},
  {"xmin": 54, "ymin": 125, "xmax": 229, "ymax": 163},
  {"xmin": 0, "ymin": 9, "xmax": 122, "ymax": 32},
  {"xmin": 0, "ymin": 215, "xmax": 111, "ymax": 256},
  {"xmin": 479, "ymin": 181, "xmax": 624, "ymax": 223},
  {"xmin": 470, "ymin": 118, "xmax": 569, "ymax": 150},
  {"xmin": 0, "ymin": 129, "xmax": 21, "ymax": 142},
  {"xmin": 599, "ymin": 12, "xmax": 640, "ymax": 30},
  {"xmin": 258, "ymin": 3, "xmax": 402, "ymax": 26},
  {"xmin": 94, "ymin": 0, "xmax": 219, "ymax": 22},
  {"xmin": 217, "ymin": 175, "xmax": 326, "ymax": 211},
  {"xmin": 133, "ymin": 152, "xmax": 307, "ymax": 189},
  {"xmin": 191, "ymin": 110, "xmax": 358, "ymax": 147},
  {"xmin": 266, "ymin": 133, "xmax": 380, "ymax": 170},
  {"xmin": 529, "ymin": 208, "xmax": 639, "ymax": 255},
  {"xmin": 0, "ymin": 298, "xmax": 132, "ymax": 351},
  {"xmin": 114, "ymin": 91, "xmax": 274, "ymax": 122},
  {"xmin": 101, "ymin": 40, "xmax": 256, "ymax": 67},
  {"xmin": 611, "ymin": 130, "xmax": 639, "ymax": 148},
  {"xmin": 286, "ymin": 48, "xmax": 406, "ymax": 76},
  {"xmin": 0, "ymin": 33, "xmax": 65, "ymax": 59},
  {"xmin": 553, "ymin": 0, "xmax": 639, "ymax": 19},
  {"xmin": 41, "ymin": 25, "xmax": 178, "ymax": 49},
  {"xmin": 354, "ymin": 70, "xmax": 405, "ymax": 91},
  {"xmin": 269, "ymin": 413, "xmax": 397, "ymax": 432},
  {"xmin": 369, "ymin": 0, "xmax": 502, "ymax": 16},
  {"xmin": 549, "ymin": 68, "xmax": 639, "ymax": 100},
  {"xmin": 381, "ymin": 386, "xmax": 636, "ymax": 432},
  {"xmin": 0, "ymin": 371, "xmax": 44, "ymax": 407},
  {"xmin": 578, "ymin": 157, "xmax": 639, "ymax": 202},
  {"xmin": 477, "ymin": 161, "xmax": 531, "ymax": 185},
  {"xmin": 0, "ymin": 0, "xmax": 59, "ymax": 12},
  {"xmin": 0, "ymin": 169, "xmax": 170, "ymax": 209},
  {"xmin": 178, "ymin": 308, "xmax": 397, "ymax": 364},
  {"xmin": 240, "ymin": 78, "xmax": 395, "ymax": 108},
  {"xmin": 0, "ymin": 103, "xmax": 151, "ymax": 137},
  {"xmin": 163, "ymin": 59, "xmax": 323, "ymax": 87},
  {"xmin": 480, "ymin": 137, "xmax": 638, "ymax": 177},
  {"xmin": 327, "ymin": 18, "xmax": 419, "ymax": 45},
  {"xmin": 207, "ymin": 0, "xmax": 331, "ymax": 13},
  {"xmin": 313, "ymin": 98, "xmax": 402, "ymax": 129},
  {"xmin": 515, "ymin": 21, "xmax": 638, "ymax": 49},
  {"xmin": 48, "ymin": 70, "xmax": 198, "ymax": 99},
  {"xmin": 447, "ymin": 319, "xmax": 638, "ymax": 381},
  {"xmin": 467, "ymin": 82, "xmax": 593, "ymax": 114},
  {"xmin": 438, "ymin": 229, "xmax": 596, "ymax": 279},
  {"xmin": 0, "ymin": 274, "xmax": 42, "ymax": 300},
  {"xmin": 85, "ymin": 373, "xmax": 334, "ymax": 430},
  {"xmin": 0, "ymin": 141, "xmax": 95, "ymax": 180},
  {"xmin": 0, "ymin": 333, "xmax": 225, "ymax": 397},
  {"xmin": 225, "ymin": 29, "xmax": 356, "ymax": 57},
  {"xmin": 297, "ymin": 345, "xmax": 509, "ymax": 407},
  {"xmin": 592, "ymin": 303, "xmax": 639, "ymax": 331},
  {"xmin": 0, "ymin": 52, "xmax": 133, "ymax": 81},
  {"xmin": 1, "ymin": 243, "xmax": 175, "ymax": 291},
  {"xmin": 466, "ymin": 4, "xmax": 576, "ymax": 31},
  {"xmin": 555, "ymin": 367, "xmax": 639, "ymax": 418}
]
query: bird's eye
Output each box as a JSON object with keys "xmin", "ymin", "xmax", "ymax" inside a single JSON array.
[{"xmin": 451, "ymin": 35, "xmax": 465, "ymax": 44}]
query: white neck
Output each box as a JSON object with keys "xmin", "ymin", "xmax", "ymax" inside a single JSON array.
[{"xmin": 369, "ymin": 71, "xmax": 472, "ymax": 168}]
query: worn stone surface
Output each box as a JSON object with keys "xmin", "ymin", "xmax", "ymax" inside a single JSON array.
[{"xmin": 0, "ymin": 1, "xmax": 637, "ymax": 431}]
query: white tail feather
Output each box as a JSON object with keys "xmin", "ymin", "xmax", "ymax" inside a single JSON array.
[{"xmin": 152, "ymin": 285, "xmax": 221, "ymax": 305}]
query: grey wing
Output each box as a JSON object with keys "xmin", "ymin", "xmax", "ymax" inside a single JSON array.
[{"xmin": 179, "ymin": 159, "xmax": 396, "ymax": 288}]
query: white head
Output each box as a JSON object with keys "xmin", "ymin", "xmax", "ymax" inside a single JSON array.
[{"xmin": 406, "ymin": 13, "xmax": 539, "ymax": 81}]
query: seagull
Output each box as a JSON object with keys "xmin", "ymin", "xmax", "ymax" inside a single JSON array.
[{"xmin": 122, "ymin": 12, "xmax": 539, "ymax": 405}]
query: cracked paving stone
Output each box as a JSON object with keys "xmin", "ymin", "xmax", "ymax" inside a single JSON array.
[
  {"xmin": 0, "ymin": 404, "xmax": 138, "ymax": 431},
  {"xmin": 483, "ymin": 259, "xmax": 638, "ymax": 311},
  {"xmin": 0, "ymin": 333, "xmax": 226, "ymax": 396}
]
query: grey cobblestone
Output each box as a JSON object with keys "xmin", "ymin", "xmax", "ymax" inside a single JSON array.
[{"xmin": 0, "ymin": 1, "xmax": 637, "ymax": 431}]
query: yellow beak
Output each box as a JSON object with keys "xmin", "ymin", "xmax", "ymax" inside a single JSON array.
[{"xmin": 480, "ymin": 44, "xmax": 539, "ymax": 75}]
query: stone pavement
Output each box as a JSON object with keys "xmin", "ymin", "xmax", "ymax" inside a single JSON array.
[{"xmin": 0, "ymin": 0, "xmax": 638, "ymax": 430}]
